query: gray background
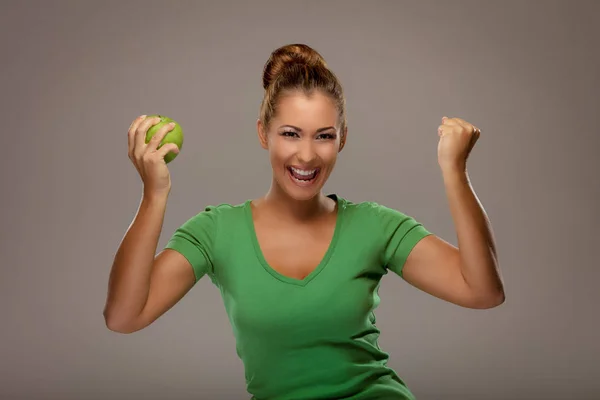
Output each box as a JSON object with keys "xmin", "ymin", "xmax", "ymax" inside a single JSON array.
[{"xmin": 1, "ymin": 0, "xmax": 598, "ymax": 399}]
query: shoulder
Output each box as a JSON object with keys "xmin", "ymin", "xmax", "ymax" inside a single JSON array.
[
  {"xmin": 188, "ymin": 199, "xmax": 247, "ymax": 218},
  {"xmin": 175, "ymin": 199, "xmax": 248, "ymax": 233},
  {"xmin": 201, "ymin": 200, "xmax": 247, "ymax": 219},
  {"xmin": 338, "ymin": 195, "xmax": 412, "ymax": 222},
  {"xmin": 337, "ymin": 195, "xmax": 428, "ymax": 242}
]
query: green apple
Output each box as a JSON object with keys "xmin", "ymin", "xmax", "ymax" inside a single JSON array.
[{"xmin": 145, "ymin": 114, "xmax": 184, "ymax": 164}]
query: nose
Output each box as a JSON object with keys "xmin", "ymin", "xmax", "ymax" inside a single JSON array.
[{"xmin": 297, "ymin": 138, "xmax": 317, "ymax": 165}]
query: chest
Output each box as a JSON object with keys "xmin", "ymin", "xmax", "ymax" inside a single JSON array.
[
  {"xmin": 214, "ymin": 210, "xmax": 389, "ymax": 336},
  {"xmin": 254, "ymin": 219, "xmax": 336, "ymax": 280}
]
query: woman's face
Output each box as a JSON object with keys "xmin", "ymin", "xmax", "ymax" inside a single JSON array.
[{"xmin": 258, "ymin": 90, "xmax": 345, "ymax": 202}]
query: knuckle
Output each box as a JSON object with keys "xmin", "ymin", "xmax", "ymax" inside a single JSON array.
[
  {"xmin": 144, "ymin": 154, "xmax": 158, "ymax": 164},
  {"xmin": 137, "ymin": 124, "xmax": 148, "ymax": 134}
]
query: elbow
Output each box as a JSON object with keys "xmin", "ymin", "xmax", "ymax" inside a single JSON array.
[
  {"xmin": 482, "ymin": 293, "xmax": 505, "ymax": 309},
  {"xmin": 103, "ymin": 310, "xmax": 139, "ymax": 334},
  {"xmin": 472, "ymin": 290, "xmax": 505, "ymax": 309}
]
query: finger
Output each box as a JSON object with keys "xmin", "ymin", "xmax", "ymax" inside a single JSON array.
[
  {"xmin": 146, "ymin": 122, "xmax": 176, "ymax": 152},
  {"xmin": 128, "ymin": 115, "xmax": 147, "ymax": 158},
  {"xmin": 128, "ymin": 114, "xmax": 147, "ymax": 132},
  {"xmin": 467, "ymin": 129, "xmax": 479, "ymax": 153},
  {"xmin": 156, "ymin": 142, "xmax": 180, "ymax": 160},
  {"xmin": 134, "ymin": 116, "xmax": 161, "ymax": 158},
  {"xmin": 454, "ymin": 117, "xmax": 479, "ymax": 135},
  {"xmin": 442, "ymin": 116, "xmax": 461, "ymax": 127},
  {"xmin": 438, "ymin": 124, "xmax": 449, "ymax": 137}
]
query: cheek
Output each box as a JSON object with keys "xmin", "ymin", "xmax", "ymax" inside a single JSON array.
[
  {"xmin": 268, "ymin": 140, "xmax": 293, "ymax": 165},
  {"xmin": 318, "ymin": 144, "xmax": 339, "ymax": 165}
]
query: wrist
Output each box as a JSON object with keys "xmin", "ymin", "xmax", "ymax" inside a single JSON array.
[
  {"xmin": 141, "ymin": 189, "xmax": 170, "ymax": 206},
  {"xmin": 441, "ymin": 164, "xmax": 469, "ymax": 184}
]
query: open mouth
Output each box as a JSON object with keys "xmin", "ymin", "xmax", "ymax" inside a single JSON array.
[{"xmin": 287, "ymin": 166, "xmax": 320, "ymax": 186}]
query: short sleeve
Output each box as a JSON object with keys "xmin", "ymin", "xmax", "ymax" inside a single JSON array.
[
  {"xmin": 375, "ymin": 203, "xmax": 432, "ymax": 277},
  {"xmin": 164, "ymin": 206, "xmax": 219, "ymax": 284}
]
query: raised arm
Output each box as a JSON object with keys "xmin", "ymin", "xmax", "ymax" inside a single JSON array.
[
  {"xmin": 401, "ymin": 170, "xmax": 504, "ymax": 309},
  {"xmin": 404, "ymin": 117, "xmax": 504, "ymax": 309},
  {"xmin": 103, "ymin": 115, "xmax": 194, "ymax": 333},
  {"xmin": 385, "ymin": 117, "xmax": 505, "ymax": 309},
  {"xmin": 103, "ymin": 194, "xmax": 196, "ymax": 333}
]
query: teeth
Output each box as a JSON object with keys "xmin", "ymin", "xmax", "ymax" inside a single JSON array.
[{"xmin": 291, "ymin": 167, "xmax": 317, "ymax": 176}]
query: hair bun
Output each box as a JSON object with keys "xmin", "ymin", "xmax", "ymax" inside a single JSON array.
[{"xmin": 262, "ymin": 44, "xmax": 328, "ymax": 90}]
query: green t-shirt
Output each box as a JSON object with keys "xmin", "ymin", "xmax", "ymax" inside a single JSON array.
[{"xmin": 165, "ymin": 194, "xmax": 431, "ymax": 400}]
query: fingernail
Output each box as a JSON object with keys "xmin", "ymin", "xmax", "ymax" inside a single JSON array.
[
  {"xmin": 169, "ymin": 122, "xmax": 175, "ymax": 127},
  {"xmin": 140, "ymin": 115, "xmax": 147, "ymax": 119}
]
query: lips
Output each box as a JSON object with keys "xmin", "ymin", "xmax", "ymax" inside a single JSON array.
[
  {"xmin": 287, "ymin": 166, "xmax": 320, "ymax": 186},
  {"xmin": 289, "ymin": 167, "xmax": 318, "ymax": 180}
]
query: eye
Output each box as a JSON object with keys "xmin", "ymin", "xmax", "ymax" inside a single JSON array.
[
  {"xmin": 281, "ymin": 130, "xmax": 299, "ymax": 138},
  {"xmin": 317, "ymin": 133, "xmax": 337, "ymax": 140}
]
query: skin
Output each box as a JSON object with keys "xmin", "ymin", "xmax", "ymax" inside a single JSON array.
[
  {"xmin": 103, "ymin": 90, "xmax": 504, "ymax": 334},
  {"xmin": 404, "ymin": 117, "xmax": 505, "ymax": 309},
  {"xmin": 104, "ymin": 115, "xmax": 192, "ymax": 334},
  {"xmin": 251, "ymin": 91, "xmax": 345, "ymax": 280}
]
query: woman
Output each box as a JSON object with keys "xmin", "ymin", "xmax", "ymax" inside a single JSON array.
[{"xmin": 104, "ymin": 44, "xmax": 505, "ymax": 400}]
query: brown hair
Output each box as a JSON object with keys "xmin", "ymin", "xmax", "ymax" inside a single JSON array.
[{"xmin": 259, "ymin": 44, "xmax": 347, "ymax": 135}]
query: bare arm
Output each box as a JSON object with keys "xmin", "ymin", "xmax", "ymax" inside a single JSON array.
[
  {"xmin": 402, "ymin": 169, "xmax": 505, "ymax": 309},
  {"xmin": 103, "ymin": 194, "xmax": 196, "ymax": 333},
  {"xmin": 103, "ymin": 114, "xmax": 192, "ymax": 333},
  {"xmin": 401, "ymin": 117, "xmax": 505, "ymax": 309}
]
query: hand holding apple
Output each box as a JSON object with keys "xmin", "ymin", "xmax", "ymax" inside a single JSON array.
[
  {"xmin": 127, "ymin": 114, "xmax": 183, "ymax": 198},
  {"xmin": 144, "ymin": 115, "xmax": 184, "ymax": 164}
]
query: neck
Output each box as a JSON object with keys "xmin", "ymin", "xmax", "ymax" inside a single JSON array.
[{"xmin": 262, "ymin": 178, "xmax": 334, "ymax": 221}]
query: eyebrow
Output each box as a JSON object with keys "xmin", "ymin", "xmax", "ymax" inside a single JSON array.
[{"xmin": 279, "ymin": 125, "xmax": 336, "ymax": 133}]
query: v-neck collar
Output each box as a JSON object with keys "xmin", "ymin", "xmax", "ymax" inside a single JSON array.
[{"xmin": 244, "ymin": 194, "xmax": 346, "ymax": 287}]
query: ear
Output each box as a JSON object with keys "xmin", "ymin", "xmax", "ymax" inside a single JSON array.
[
  {"xmin": 338, "ymin": 126, "xmax": 348, "ymax": 152},
  {"xmin": 257, "ymin": 119, "xmax": 269, "ymax": 149}
]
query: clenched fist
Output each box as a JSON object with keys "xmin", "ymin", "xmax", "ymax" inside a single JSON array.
[{"xmin": 437, "ymin": 116, "xmax": 481, "ymax": 172}]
